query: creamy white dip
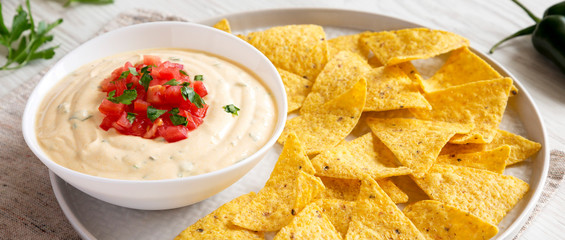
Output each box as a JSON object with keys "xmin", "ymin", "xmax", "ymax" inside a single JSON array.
[{"xmin": 36, "ymin": 48, "xmax": 277, "ymax": 180}]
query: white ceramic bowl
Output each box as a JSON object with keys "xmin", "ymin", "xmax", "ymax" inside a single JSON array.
[{"xmin": 21, "ymin": 22, "xmax": 287, "ymax": 210}]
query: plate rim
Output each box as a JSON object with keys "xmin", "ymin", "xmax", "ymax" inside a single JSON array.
[{"xmin": 51, "ymin": 7, "xmax": 549, "ymax": 240}]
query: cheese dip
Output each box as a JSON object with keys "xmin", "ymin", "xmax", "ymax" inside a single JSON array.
[{"xmin": 36, "ymin": 48, "xmax": 277, "ymax": 180}]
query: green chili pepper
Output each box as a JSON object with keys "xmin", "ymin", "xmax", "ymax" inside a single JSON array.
[{"xmin": 489, "ymin": 0, "xmax": 565, "ymax": 73}]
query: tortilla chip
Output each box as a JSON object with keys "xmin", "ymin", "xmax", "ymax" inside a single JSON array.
[
  {"xmin": 439, "ymin": 143, "xmax": 487, "ymax": 156},
  {"xmin": 317, "ymin": 199, "xmax": 355, "ymax": 238},
  {"xmin": 366, "ymin": 117, "xmax": 472, "ymax": 177},
  {"xmin": 278, "ymin": 68, "xmax": 313, "ymax": 112},
  {"xmin": 232, "ymin": 133, "xmax": 323, "ymax": 231},
  {"xmin": 411, "ymin": 78, "xmax": 513, "ymax": 144},
  {"xmin": 395, "ymin": 61, "xmax": 425, "ymax": 86},
  {"xmin": 411, "ymin": 164, "xmax": 529, "ymax": 225},
  {"xmin": 377, "ymin": 178, "xmax": 409, "ymax": 204},
  {"xmin": 364, "ymin": 109, "xmax": 415, "ymax": 119},
  {"xmin": 301, "ymin": 50, "xmax": 371, "ymax": 113},
  {"xmin": 403, "ymin": 200, "xmax": 499, "ymax": 240},
  {"xmin": 327, "ymin": 32, "xmax": 371, "ymax": 59},
  {"xmin": 245, "ymin": 24, "xmax": 329, "ymax": 81},
  {"xmin": 279, "ymin": 79, "xmax": 367, "ymax": 155},
  {"xmin": 361, "ymin": 28, "xmax": 469, "ymax": 65},
  {"xmin": 490, "ymin": 129, "xmax": 542, "ymax": 165},
  {"xmin": 212, "ymin": 18, "xmax": 231, "ymax": 33},
  {"xmin": 317, "ymin": 176, "xmax": 361, "ymax": 201},
  {"xmin": 345, "ymin": 176, "xmax": 426, "ymax": 240},
  {"xmin": 391, "ymin": 175, "xmax": 430, "ymax": 204},
  {"xmin": 275, "ymin": 203, "xmax": 342, "ymax": 240},
  {"xmin": 364, "ymin": 65, "xmax": 431, "ymax": 111},
  {"xmin": 311, "ymin": 133, "xmax": 411, "ymax": 180},
  {"xmin": 175, "ymin": 193, "xmax": 263, "ymax": 240},
  {"xmin": 421, "ymin": 47, "xmax": 502, "ymax": 92},
  {"xmin": 437, "ymin": 145, "xmax": 510, "ymax": 174}
]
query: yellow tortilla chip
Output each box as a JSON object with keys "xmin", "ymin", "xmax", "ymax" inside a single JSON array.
[
  {"xmin": 391, "ymin": 175, "xmax": 430, "ymax": 204},
  {"xmin": 411, "ymin": 78, "xmax": 513, "ymax": 144},
  {"xmin": 364, "ymin": 65, "xmax": 431, "ymax": 111},
  {"xmin": 212, "ymin": 18, "xmax": 231, "ymax": 33},
  {"xmin": 279, "ymin": 79, "xmax": 367, "ymax": 155},
  {"xmin": 367, "ymin": 117, "xmax": 472, "ymax": 177},
  {"xmin": 490, "ymin": 129, "xmax": 542, "ymax": 165},
  {"xmin": 395, "ymin": 61, "xmax": 425, "ymax": 87},
  {"xmin": 411, "ymin": 164, "xmax": 529, "ymax": 225},
  {"xmin": 274, "ymin": 203, "xmax": 342, "ymax": 240},
  {"xmin": 345, "ymin": 176, "xmax": 426, "ymax": 240},
  {"xmin": 232, "ymin": 133, "xmax": 324, "ymax": 231},
  {"xmin": 245, "ymin": 24, "xmax": 329, "ymax": 81},
  {"xmin": 278, "ymin": 68, "xmax": 313, "ymax": 112},
  {"xmin": 317, "ymin": 176, "xmax": 360, "ymax": 202},
  {"xmin": 175, "ymin": 193, "xmax": 263, "ymax": 240},
  {"xmin": 317, "ymin": 198, "xmax": 355, "ymax": 238},
  {"xmin": 421, "ymin": 47, "xmax": 502, "ymax": 92},
  {"xmin": 311, "ymin": 133, "xmax": 411, "ymax": 180},
  {"xmin": 301, "ymin": 50, "xmax": 371, "ymax": 113},
  {"xmin": 377, "ymin": 178, "xmax": 409, "ymax": 204},
  {"xmin": 361, "ymin": 28, "xmax": 469, "ymax": 65},
  {"xmin": 327, "ymin": 31, "xmax": 371, "ymax": 59},
  {"xmin": 440, "ymin": 129, "xmax": 541, "ymax": 165},
  {"xmin": 403, "ymin": 200, "xmax": 499, "ymax": 240},
  {"xmin": 437, "ymin": 145, "xmax": 510, "ymax": 174},
  {"xmin": 364, "ymin": 109, "xmax": 415, "ymax": 119}
]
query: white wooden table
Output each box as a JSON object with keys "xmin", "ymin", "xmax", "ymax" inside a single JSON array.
[{"xmin": 1, "ymin": 0, "xmax": 564, "ymax": 238}]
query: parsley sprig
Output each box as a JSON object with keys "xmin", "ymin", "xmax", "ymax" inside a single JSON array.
[
  {"xmin": 107, "ymin": 89, "xmax": 137, "ymax": 105},
  {"xmin": 0, "ymin": 0, "xmax": 63, "ymax": 70},
  {"xmin": 181, "ymin": 85, "xmax": 205, "ymax": 108}
]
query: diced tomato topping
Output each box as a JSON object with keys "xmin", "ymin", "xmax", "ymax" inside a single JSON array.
[{"xmin": 97, "ymin": 56, "xmax": 209, "ymax": 142}]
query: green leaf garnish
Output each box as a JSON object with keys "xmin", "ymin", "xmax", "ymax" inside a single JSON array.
[
  {"xmin": 223, "ymin": 104, "xmax": 240, "ymax": 116},
  {"xmin": 139, "ymin": 65, "xmax": 153, "ymax": 91},
  {"xmin": 194, "ymin": 75, "xmax": 203, "ymax": 81},
  {"xmin": 163, "ymin": 79, "xmax": 179, "ymax": 86},
  {"xmin": 181, "ymin": 82, "xmax": 190, "ymax": 87},
  {"xmin": 64, "ymin": 0, "xmax": 114, "ymax": 7},
  {"xmin": 169, "ymin": 108, "xmax": 188, "ymax": 126},
  {"xmin": 107, "ymin": 89, "xmax": 137, "ymax": 105},
  {"xmin": 118, "ymin": 70, "xmax": 129, "ymax": 80},
  {"xmin": 179, "ymin": 70, "xmax": 188, "ymax": 76},
  {"xmin": 0, "ymin": 0, "xmax": 63, "ymax": 70},
  {"xmin": 126, "ymin": 82, "xmax": 133, "ymax": 89},
  {"xmin": 126, "ymin": 112, "xmax": 137, "ymax": 124},
  {"xmin": 128, "ymin": 67, "xmax": 139, "ymax": 76},
  {"xmin": 147, "ymin": 106, "xmax": 167, "ymax": 122},
  {"xmin": 181, "ymin": 86, "xmax": 205, "ymax": 108}
]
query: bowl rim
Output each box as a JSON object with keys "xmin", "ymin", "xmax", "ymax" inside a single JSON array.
[{"xmin": 21, "ymin": 21, "xmax": 288, "ymax": 184}]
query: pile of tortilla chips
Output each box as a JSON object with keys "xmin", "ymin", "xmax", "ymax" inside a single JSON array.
[{"xmin": 175, "ymin": 19, "xmax": 542, "ymax": 240}]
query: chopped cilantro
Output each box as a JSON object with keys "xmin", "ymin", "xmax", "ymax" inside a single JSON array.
[
  {"xmin": 181, "ymin": 86, "xmax": 205, "ymax": 108},
  {"xmin": 181, "ymin": 82, "xmax": 190, "ymax": 87},
  {"xmin": 126, "ymin": 82, "xmax": 133, "ymax": 89},
  {"xmin": 118, "ymin": 70, "xmax": 130, "ymax": 80},
  {"xmin": 169, "ymin": 108, "xmax": 188, "ymax": 126},
  {"xmin": 126, "ymin": 112, "xmax": 137, "ymax": 123},
  {"xmin": 128, "ymin": 67, "xmax": 139, "ymax": 76},
  {"xmin": 163, "ymin": 79, "xmax": 180, "ymax": 86},
  {"xmin": 223, "ymin": 104, "xmax": 240, "ymax": 116},
  {"xmin": 147, "ymin": 106, "xmax": 167, "ymax": 122},
  {"xmin": 107, "ymin": 89, "xmax": 137, "ymax": 105},
  {"xmin": 194, "ymin": 75, "xmax": 203, "ymax": 81},
  {"xmin": 179, "ymin": 70, "xmax": 188, "ymax": 76},
  {"xmin": 139, "ymin": 65, "xmax": 153, "ymax": 91}
]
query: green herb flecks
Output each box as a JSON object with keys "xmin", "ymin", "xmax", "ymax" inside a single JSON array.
[
  {"xmin": 147, "ymin": 106, "xmax": 167, "ymax": 121},
  {"xmin": 107, "ymin": 89, "xmax": 137, "ymax": 105},
  {"xmin": 0, "ymin": 0, "xmax": 63, "ymax": 70},
  {"xmin": 118, "ymin": 70, "xmax": 130, "ymax": 80},
  {"xmin": 179, "ymin": 70, "xmax": 188, "ymax": 76},
  {"xmin": 181, "ymin": 86, "xmax": 205, "ymax": 108},
  {"xmin": 194, "ymin": 74, "xmax": 203, "ymax": 81},
  {"xmin": 64, "ymin": 0, "xmax": 114, "ymax": 7},
  {"xmin": 139, "ymin": 65, "xmax": 153, "ymax": 91},
  {"xmin": 126, "ymin": 82, "xmax": 133, "ymax": 89},
  {"xmin": 169, "ymin": 108, "xmax": 188, "ymax": 126},
  {"xmin": 163, "ymin": 79, "xmax": 180, "ymax": 86},
  {"xmin": 223, "ymin": 104, "xmax": 240, "ymax": 116},
  {"xmin": 126, "ymin": 112, "xmax": 137, "ymax": 124},
  {"xmin": 128, "ymin": 67, "xmax": 139, "ymax": 76}
]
